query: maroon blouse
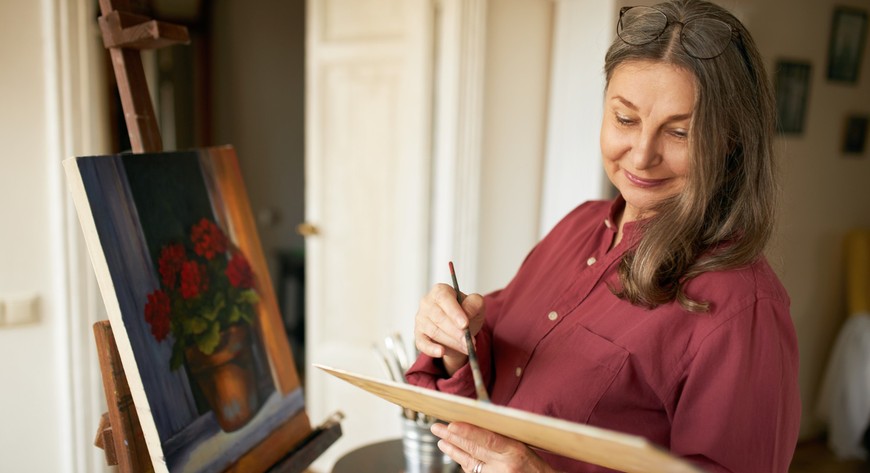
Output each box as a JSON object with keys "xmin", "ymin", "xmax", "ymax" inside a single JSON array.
[{"xmin": 406, "ymin": 198, "xmax": 800, "ymax": 472}]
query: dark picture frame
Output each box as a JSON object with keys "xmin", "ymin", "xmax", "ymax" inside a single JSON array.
[
  {"xmin": 827, "ymin": 7, "xmax": 868, "ymax": 83},
  {"xmin": 774, "ymin": 61, "xmax": 812, "ymax": 135},
  {"xmin": 843, "ymin": 114, "xmax": 869, "ymax": 156}
]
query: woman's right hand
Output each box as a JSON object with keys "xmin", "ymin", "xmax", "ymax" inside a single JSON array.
[{"xmin": 414, "ymin": 283, "xmax": 485, "ymax": 376}]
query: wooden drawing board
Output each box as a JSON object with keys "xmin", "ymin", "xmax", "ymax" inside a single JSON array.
[{"xmin": 316, "ymin": 365, "xmax": 704, "ymax": 473}]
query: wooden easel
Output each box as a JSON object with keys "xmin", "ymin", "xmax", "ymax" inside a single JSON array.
[{"xmin": 92, "ymin": 1, "xmax": 341, "ymax": 471}]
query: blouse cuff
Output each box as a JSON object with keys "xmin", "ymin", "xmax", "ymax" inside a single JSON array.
[{"xmin": 405, "ymin": 329, "xmax": 491, "ymax": 400}]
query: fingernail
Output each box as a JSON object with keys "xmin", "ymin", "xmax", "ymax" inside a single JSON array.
[
  {"xmin": 431, "ymin": 423, "xmax": 446, "ymax": 436},
  {"xmin": 436, "ymin": 439, "xmax": 448, "ymax": 452}
]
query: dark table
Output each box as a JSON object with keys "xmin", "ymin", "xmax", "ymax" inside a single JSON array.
[
  {"xmin": 332, "ymin": 439, "xmax": 405, "ymax": 473},
  {"xmin": 331, "ymin": 438, "xmax": 459, "ymax": 473}
]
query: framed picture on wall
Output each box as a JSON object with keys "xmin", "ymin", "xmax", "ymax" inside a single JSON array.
[
  {"xmin": 774, "ymin": 60, "xmax": 812, "ymax": 135},
  {"xmin": 827, "ymin": 7, "xmax": 868, "ymax": 83},
  {"xmin": 843, "ymin": 114, "xmax": 869, "ymax": 156}
]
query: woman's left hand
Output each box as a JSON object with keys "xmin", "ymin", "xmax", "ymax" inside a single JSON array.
[{"xmin": 431, "ymin": 422, "xmax": 555, "ymax": 473}]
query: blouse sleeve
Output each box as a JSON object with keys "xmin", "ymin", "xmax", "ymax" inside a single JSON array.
[
  {"xmin": 404, "ymin": 289, "xmax": 503, "ymax": 397},
  {"xmin": 668, "ymin": 296, "xmax": 801, "ymax": 472},
  {"xmin": 405, "ymin": 206, "xmax": 583, "ymax": 396}
]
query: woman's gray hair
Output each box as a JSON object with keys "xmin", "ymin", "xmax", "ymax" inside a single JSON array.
[{"xmin": 604, "ymin": 0, "xmax": 777, "ymax": 311}]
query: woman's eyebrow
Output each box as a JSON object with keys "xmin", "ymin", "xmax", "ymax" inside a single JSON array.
[{"xmin": 611, "ymin": 95, "xmax": 692, "ymax": 122}]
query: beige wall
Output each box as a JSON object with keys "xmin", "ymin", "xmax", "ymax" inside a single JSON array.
[
  {"xmin": 748, "ymin": 0, "xmax": 870, "ymax": 436},
  {"xmin": 1, "ymin": 1, "xmax": 868, "ymax": 471},
  {"xmin": 478, "ymin": 0, "xmax": 554, "ymax": 293},
  {"xmin": 0, "ymin": 2, "xmax": 68, "ymax": 471}
]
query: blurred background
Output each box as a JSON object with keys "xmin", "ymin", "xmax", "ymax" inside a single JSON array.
[{"xmin": 0, "ymin": 0, "xmax": 868, "ymax": 471}]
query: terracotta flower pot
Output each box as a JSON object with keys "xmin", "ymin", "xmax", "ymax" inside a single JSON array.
[{"xmin": 185, "ymin": 324, "xmax": 262, "ymax": 432}]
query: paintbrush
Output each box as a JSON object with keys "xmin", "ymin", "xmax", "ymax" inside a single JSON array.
[
  {"xmin": 449, "ymin": 261, "xmax": 490, "ymax": 403},
  {"xmin": 372, "ymin": 343, "xmax": 416, "ymax": 420},
  {"xmin": 384, "ymin": 334, "xmax": 408, "ymax": 380},
  {"xmin": 388, "ymin": 332, "xmax": 411, "ymax": 374}
]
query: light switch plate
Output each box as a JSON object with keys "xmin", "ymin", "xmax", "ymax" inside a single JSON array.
[{"xmin": 1, "ymin": 294, "xmax": 39, "ymax": 326}]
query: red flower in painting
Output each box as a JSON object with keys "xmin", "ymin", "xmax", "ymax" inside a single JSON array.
[
  {"xmin": 191, "ymin": 218, "xmax": 228, "ymax": 260},
  {"xmin": 143, "ymin": 217, "xmax": 260, "ymax": 371},
  {"xmin": 180, "ymin": 260, "xmax": 209, "ymax": 299},
  {"xmin": 226, "ymin": 252, "xmax": 255, "ymax": 289},
  {"xmin": 144, "ymin": 290, "xmax": 171, "ymax": 341},
  {"xmin": 158, "ymin": 243, "xmax": 186, "ymax": 288}
]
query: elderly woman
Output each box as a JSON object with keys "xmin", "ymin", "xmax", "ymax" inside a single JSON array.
[{"xmin": 406, "ymin": 1, "xmax": 800, "ymax": 472}]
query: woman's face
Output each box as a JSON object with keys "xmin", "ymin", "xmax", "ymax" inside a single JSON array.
[{"xmin": 600, "ymin": 60, "xmax": 696, "ymax": 224}]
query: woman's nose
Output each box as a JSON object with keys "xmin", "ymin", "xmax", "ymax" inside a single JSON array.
[{"xmin": 631, "ymin": 132, "xmax": 662, "ymax": 170}]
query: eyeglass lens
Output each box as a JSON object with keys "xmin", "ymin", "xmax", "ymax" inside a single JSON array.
[
  {"xmin": 618, "ymin": 6, "xmax": 734, "ymax": 60},
  {"xmin": 618, "ymin": 7, "xmax": 668, "ymax": 45},
  {"xmin": 680, "ymin": 18, "xmax": 733, "ymax": 59}
]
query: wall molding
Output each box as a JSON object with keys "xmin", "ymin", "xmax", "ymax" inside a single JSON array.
[
  {"xmin": 47, "ymin": 0, "xmax": 111, "ymax": 470},
  {"xmin": 429, "ymin": 0, "xmax": 488, "ymax": 289}
]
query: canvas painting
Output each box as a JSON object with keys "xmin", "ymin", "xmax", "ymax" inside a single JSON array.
[{"xmin": 64, "ymin": 146, "xmax": 311, "ymax": 473}]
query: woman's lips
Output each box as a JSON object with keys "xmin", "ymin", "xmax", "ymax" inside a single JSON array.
[{"xmin": 624, "ymin": 170, "xmax": 668, "ymax": 188}]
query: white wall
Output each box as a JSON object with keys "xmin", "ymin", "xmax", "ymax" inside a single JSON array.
[
  {"xmin": 0, "ymin": 3, "xmax": 64, "ymax": 471},
  {"xmin": 0, "ymin": 0, "xmax": 109, "ymax": 471}
]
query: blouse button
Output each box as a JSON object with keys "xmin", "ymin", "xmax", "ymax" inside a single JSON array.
[
  {"xmin": 547, "ymin": 311, "xmax": 558, "ymax": 321},
  {"xmin": 604, "ymin": 219, "xmax": 612, "ymax": 228},
  {"xmin": 587, "ymin": 256, "xmax": 597, "ymax": 266},
  {"xmin": 515, "ymin": 367, "xmax": 523, "ymax": 377}
]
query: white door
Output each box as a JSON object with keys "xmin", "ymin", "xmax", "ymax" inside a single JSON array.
[{"xmin": 304, "ymin": 0, "xmax": 433, "ymax": 469}]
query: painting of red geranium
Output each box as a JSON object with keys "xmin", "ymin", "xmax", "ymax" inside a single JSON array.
[
  {"xmin": 144, "ymin": 217, "xmax": 260, "ymax": 373},
  {"xmin": 64, "ymin": 146, "xmax": 310, "ymax": 473}
]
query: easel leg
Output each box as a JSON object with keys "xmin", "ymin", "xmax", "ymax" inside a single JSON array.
[{"xmin": 93, "ymin": 321, "xmax": 153, "ymax": 472}]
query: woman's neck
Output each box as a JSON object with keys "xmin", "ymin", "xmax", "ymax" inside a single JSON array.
[
  {"xmin": 610, "ymin": 201, "xmax": 648, "ymax": 250},
  {"xmin": 610, "ymin": 206, "xmax": 627, "ymax": 250}
]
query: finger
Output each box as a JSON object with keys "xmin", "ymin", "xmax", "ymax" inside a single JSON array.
[
  {"xmin": 418, "ymin": 301, "xmax": 467, "ymax": 352},
  {"xmin": 444, "ymin": 422, "xmax": 499, "ymax": 462},
  {"xmin": 461, "ymin": 293, "xmax": 486, "ymax": 334},
  {"xmin": 437, "ymin": 439, "xmax": 479, "ymax": 473},
  {"xmin": 416, "ymin": 311, "xmax": 466, "ymax": 355},
  {"xmin": 431, "ymin": 422, "xmax": 494, "ymax": 465},
  {"xmin": 414, "ymin": 331, "xmax": 445, "ymax": 358},
  {"xmin": 431, "ymin": 423, "xmax": 479, "ymax": 472},
  {"xmin": 433, "ymin": 422, "xmax": 550, "ymax": 473},
  {"xmin": 461, "ymin": 292, "xmax": 484, "ymax": 315},
  {"xmin": 414, "ymin": 300, "xmax": 455, "ymax": 355},
  {"xmin": 432, "ymin": 283, "xmax": 470, "ymax": 329}
]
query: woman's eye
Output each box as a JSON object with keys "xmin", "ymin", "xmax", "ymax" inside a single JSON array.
[
  {"xmin": 616, "ymin": 114, "xmax": 634, "ymax": 126},
  {"xmin": 670, "ymin": 129, "xmax": 689, "ymax": 139}
]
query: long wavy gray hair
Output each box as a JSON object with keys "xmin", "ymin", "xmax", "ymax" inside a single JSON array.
[{"xmin": 604, "ymin": 0, "xmax": 777, "ymax": 311}]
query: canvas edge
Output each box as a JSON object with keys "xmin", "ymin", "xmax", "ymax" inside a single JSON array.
[
  {"xmin": 62, "ymin": 156, "xmax": 170, "ymax": 473},
  {"xmin": 208, "ymin": 145, "xmax": 301, "ymax": 393}
]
